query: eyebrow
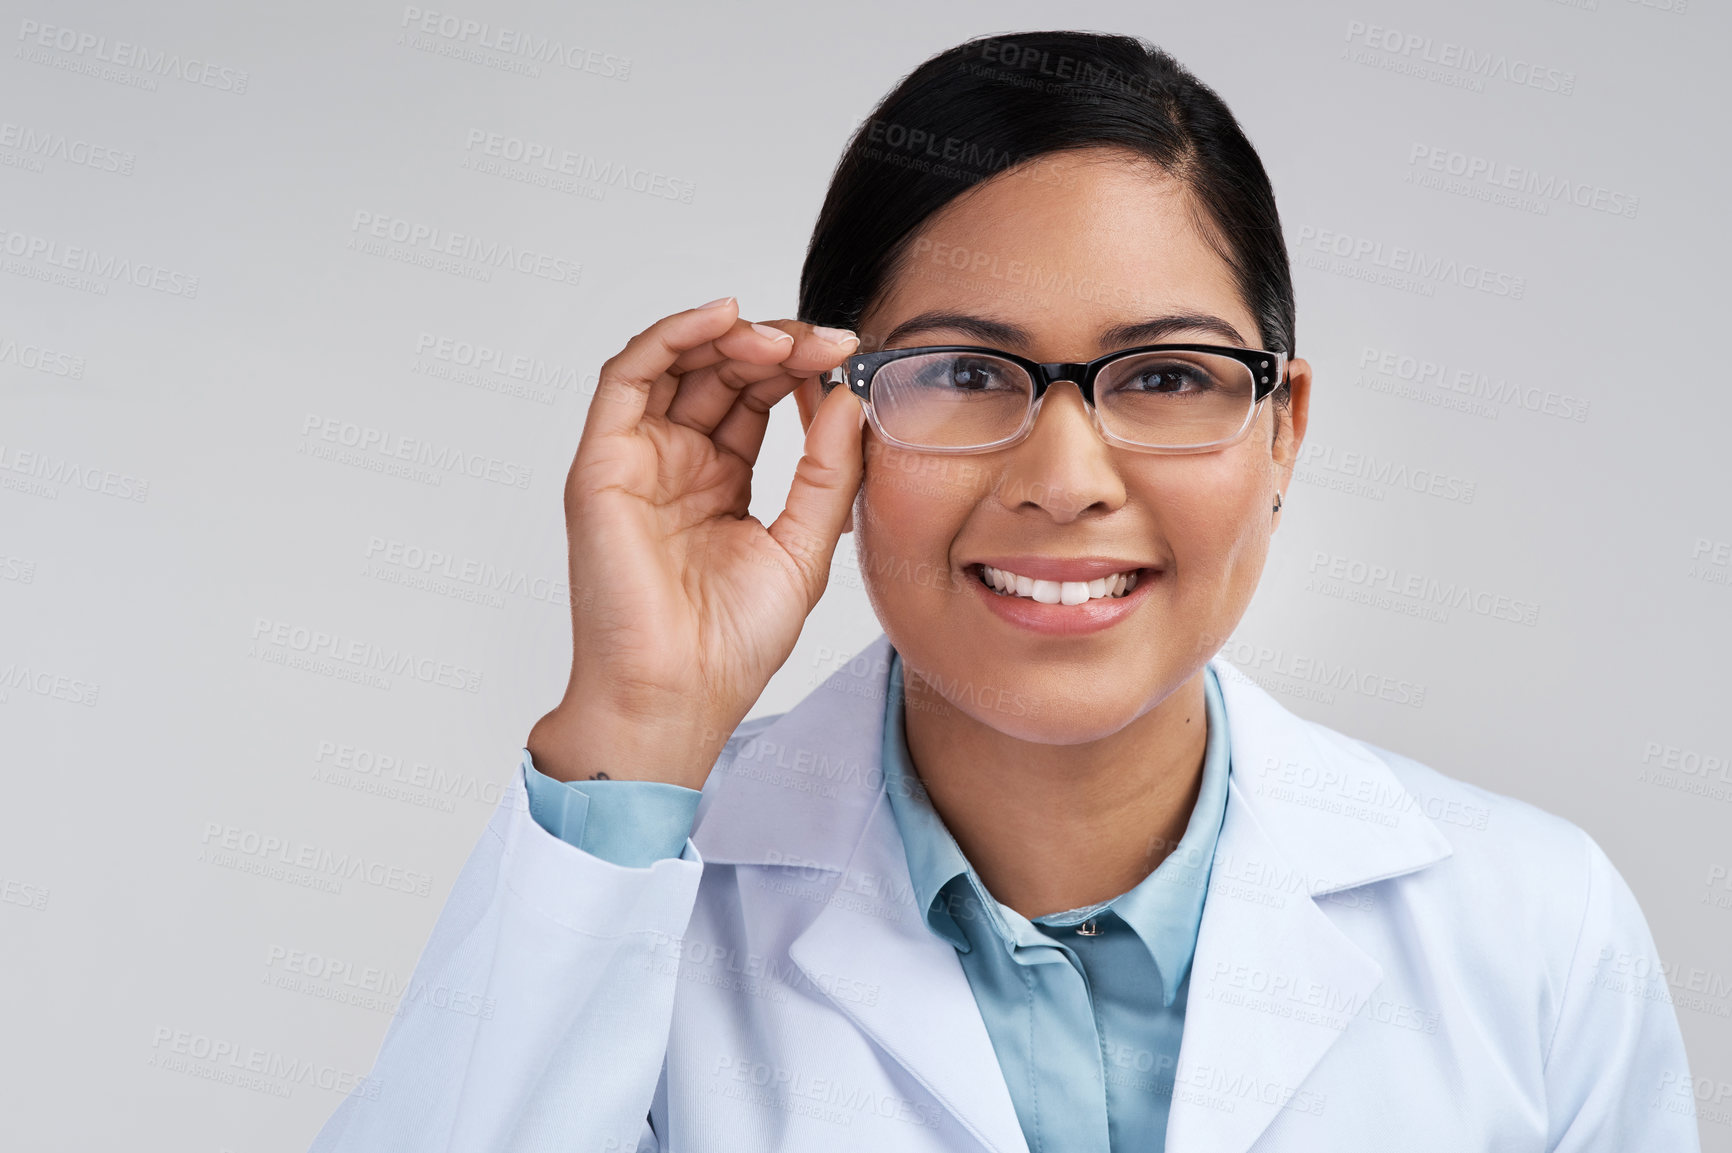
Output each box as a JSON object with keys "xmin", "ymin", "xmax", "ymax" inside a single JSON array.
[{"xmin": 877, "ymin": 310, "xmax": 1250, "ymax": 351}]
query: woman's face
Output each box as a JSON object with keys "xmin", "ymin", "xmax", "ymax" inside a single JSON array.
[{"xmin": 818, "ymin": 145, "xmax": 1310, "ymax": 744}]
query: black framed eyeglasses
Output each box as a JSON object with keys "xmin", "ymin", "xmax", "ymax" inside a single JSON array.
[{"xmin": 821, "ymin": 343, "xmax": 1288, "ymax": 454}]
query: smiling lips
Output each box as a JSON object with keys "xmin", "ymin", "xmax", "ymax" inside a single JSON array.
[
  {"xmin": 963, "ymin": 556, "xmax": 1156, "ymax": 635},
  {"xmin": 977, "ymin": 563, "xmax": 1140, "ymax": 605},
  {"xmin": 967, "ymin": 554, "xmax": 1152, "ymax": 606}
]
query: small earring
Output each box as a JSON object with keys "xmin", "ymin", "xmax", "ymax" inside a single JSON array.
[{"xmin": 1272, "ymin": 492, "xmax": 1283, "ymax": 514}]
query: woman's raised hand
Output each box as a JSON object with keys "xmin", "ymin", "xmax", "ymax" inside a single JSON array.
[{"xmin": 526, "ymin": 297, "xmax": 866, "ymax": 789}]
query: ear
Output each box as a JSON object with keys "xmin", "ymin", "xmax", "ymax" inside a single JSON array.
[
  {"xmin": 1270, "ymin": 357, "xmax": 1312, "ymax": 518},
  {"xmin": 795, "ymin": 377, "xmax": 857, "ymax": 534}
]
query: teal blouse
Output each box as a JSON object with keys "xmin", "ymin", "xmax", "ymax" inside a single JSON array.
[{"xmin": 522, "ymin": 650, "xmax": 1231, "ymax": 1152}]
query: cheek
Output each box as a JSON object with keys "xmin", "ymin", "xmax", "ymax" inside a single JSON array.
[
  {"xmin": 859, "ymin": 445, "xmax": 990, "ymax": 525},
  {"xmin": 856, "ymin": 451, "xmax": 985, "ymax": 610},
  {"xmin": 1153, "ymin": 445, "xmax": 1274, "ymax": 583}
]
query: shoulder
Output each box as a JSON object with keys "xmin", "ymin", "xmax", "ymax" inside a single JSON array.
[
  {"xmin": 1335, "ymin": 728, "xmax": 1662, "ymax": 1036},
  {"xmin": 1363, "ymin": 729, "xmax": 1654, "ymax": 937},
  {"xmin": 1215, "ymin": 658, "xmax": 1606, "ymax": 926},
  {"xmin": 1348, "ymin": 730, "xmax": 1690, "ymax": 1096},
  {"xmin": 1357, "ymin": 734, "xmax": 1598, "ymax": 897}
]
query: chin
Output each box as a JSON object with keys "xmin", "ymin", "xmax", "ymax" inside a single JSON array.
[{"xmin": 904, "ymin": 662, "xmax": 1162, "ymax": 746}]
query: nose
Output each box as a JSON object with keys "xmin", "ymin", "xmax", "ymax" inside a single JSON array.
[{"xmin": 996, "ymin": 381, "xmax": 1126, "ymax": 523}]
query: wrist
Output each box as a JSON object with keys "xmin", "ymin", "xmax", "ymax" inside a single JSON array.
[{"xmin": 526, "ymin": 705, "xmax": 730, "ymax": 789}]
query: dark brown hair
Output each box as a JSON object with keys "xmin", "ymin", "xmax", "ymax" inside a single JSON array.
[{"xmin": 798, "ymin": 30, "xmax": 1296, "ymax": 384}]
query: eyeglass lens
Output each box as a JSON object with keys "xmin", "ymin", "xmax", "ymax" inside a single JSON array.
[{"xmin": 868, "ymin": 350, "xmax": 1259, "ymax": 450}]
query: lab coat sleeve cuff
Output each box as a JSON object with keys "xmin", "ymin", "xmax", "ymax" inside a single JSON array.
[{"xmin": 523, "ymin": 749, "xmax": 702, "ymax": 869}]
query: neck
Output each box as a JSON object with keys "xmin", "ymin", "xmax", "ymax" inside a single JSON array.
[{"xmin": 900, "ymin": 663, "xmax": 1210, "ymax": 920}]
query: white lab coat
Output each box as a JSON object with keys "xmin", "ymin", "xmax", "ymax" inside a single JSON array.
[{"xmin": 308, "ymin": 634, "xmax": 1701, "ymax": 1153}]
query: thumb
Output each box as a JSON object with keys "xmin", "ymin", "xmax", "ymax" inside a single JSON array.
[{"xmin": 767, "ymin": 383, "xmax": 866, "ymax": 602}]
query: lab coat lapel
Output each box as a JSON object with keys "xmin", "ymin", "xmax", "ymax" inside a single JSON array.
[
  {"xmin": 695, "ymin": 636, "xmax": 1029, "ymax": 1152},
  {"xmin": 1164, "ymin": 770, "xmax": 1384, "ymax": 1152},
  {"xmin": 787, "ymin": 788, "xmax": 1031, "ymax": 1153},
  {"xmin": 1164, "ymin": 662, "xmax": 1455, "ymax": 1153}
]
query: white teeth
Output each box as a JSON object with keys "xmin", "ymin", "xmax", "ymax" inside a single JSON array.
[{"xmin": 978, "ymin": 565, "xmax": 1141, "ymax": 604}]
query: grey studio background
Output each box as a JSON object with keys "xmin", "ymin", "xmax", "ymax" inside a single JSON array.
[{"xmin": 1, "ymin": 0, "xmax": 1727, "ymax": 1148}]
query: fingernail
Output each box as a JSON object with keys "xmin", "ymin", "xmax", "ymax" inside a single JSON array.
[
  {"xmin": 752, "ymin": 322, "xmax": 793, "ymax": 342},
  {"xmin": 813, "ymin": 325, "xmax": 858, "ymax": 347},
  {"xmin": 697, "ymin": 296, "xmax": 734, "ymax": 310}
]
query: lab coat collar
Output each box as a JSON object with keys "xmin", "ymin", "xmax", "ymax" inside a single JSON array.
[{"xmin": 693, "ymin": 634, "xmax": 1455, "ymax": 1153}]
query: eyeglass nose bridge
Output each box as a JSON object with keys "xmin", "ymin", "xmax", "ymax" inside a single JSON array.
[
  {"xmin": 1014, "ymin": 364, "xmax": 1113, "ymax": 452},
  {"xmin": 1029, "ymin": 363, "xmax": 1099, "ymax": 406}
]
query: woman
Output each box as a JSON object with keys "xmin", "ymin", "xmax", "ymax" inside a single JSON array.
[{"xmin": 310, "ymin": 31, "xmax": 1697, "ymax": 1153}]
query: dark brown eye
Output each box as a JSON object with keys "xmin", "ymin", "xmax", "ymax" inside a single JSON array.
[
  {"xmin": 912, "ymin": 356, "xmax": 1011, "ymax": 391},
  {"xmin": 1125, "ymin": 361, "xmax": 1217, "ymax": 394},
  {"xmin": 949, "ymin": 359, "xmax": 1002, "ymax": 390}
]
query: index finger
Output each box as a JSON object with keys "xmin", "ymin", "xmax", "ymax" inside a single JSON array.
[
  {"xmin": 670, "ymin": 319, "xmax": 857, "ymax": 380},
  {"xmin": 580, "ymin": 298, "xmax": 741, "ymax": 444}
]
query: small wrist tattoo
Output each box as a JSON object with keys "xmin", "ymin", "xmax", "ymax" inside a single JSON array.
[{"xmin": 587, "ymin": 771, "xmax": 611, "ymax": 780}]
